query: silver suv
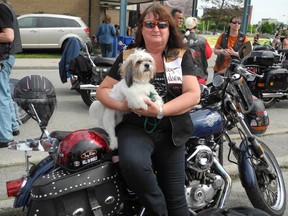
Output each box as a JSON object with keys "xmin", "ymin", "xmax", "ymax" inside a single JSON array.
[{"xmin": 17, "ymin": 13, "xmax": 91, "ymax": 51}]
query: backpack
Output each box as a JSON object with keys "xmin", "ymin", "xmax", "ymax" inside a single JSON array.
[{"xmin": 197, "ymin": 206, "xmax": 270, "ymax": 216}]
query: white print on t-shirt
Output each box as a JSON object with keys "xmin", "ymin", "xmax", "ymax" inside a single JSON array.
[{"xmin": 165, "ymin": 58, "xmax": 183, "ymax": 84}]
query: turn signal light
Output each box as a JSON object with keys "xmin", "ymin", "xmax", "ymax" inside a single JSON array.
[
  {"xmin": 6, "ymin": 177, "xmax": 25, "ymax": 197},
  {"xmin": 257, "ymin": 83, "xmax": 265, "ymax": 87}
]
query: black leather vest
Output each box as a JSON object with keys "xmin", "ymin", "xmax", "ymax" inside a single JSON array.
[
  {"xmin": 215, "ymin": 32, "xmax": 245, "ymax": 68},
  {"xmin": 0, "ymin": 2, "xmax": 22, "ymax": 59}
]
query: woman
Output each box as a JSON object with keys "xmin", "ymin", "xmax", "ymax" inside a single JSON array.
[
  {"xmin": 213, "ymin": 16, "xmax": 249, "ymax": 75},
  {"xmin": 96, "ymin": 3, "xmax": 200, "ymax": 216},
  {"xmin": 94, "ymin": 14, "xmax": 116, "ymax": 57}
]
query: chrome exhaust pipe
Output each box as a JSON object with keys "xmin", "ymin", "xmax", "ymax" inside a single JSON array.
[
  {"xmin": 80, "ymin": 84, "xmax": 98, "ymax": 91},
  {"xmin": 262, "ymin": 92, "xmax": 287, "ymax": 98}
]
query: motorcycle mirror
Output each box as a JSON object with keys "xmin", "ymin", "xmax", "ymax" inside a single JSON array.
[
  {"xmin": 238, "ymin": 41, "xmax": 252, "ymax": 63},
  {"xmin": 212, "ymin": 75, "xmax": 224, "ymax": 87}
]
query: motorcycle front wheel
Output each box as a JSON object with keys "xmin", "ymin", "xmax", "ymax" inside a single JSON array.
[
  {"xmin": 244, "ymin": 141, "xmax": 286, "ymax": 216},
  {"xmin": 80, "ymin": 89, "xmax": 96, "ymax": 107}
]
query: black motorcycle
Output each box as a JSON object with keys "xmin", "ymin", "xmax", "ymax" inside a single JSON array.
[
  {"xmin": 9, "ymin": 78, "xmax": 30, "ymax": 124},
  {"xmin": 68, "ymin": 44, "xmax": 115, "ymax": 107},
  {"xmin": 6, "ymin": 42, "xmax": 286, "ymax": 216},
  {"xmin": 244, "ymin": 45, "xmax": 288, "ymax": 107}
]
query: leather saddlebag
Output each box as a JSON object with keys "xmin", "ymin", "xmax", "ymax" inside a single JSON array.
[{"xmin": 27, "ymin": 161, "xmax": 122, "ymax": 216}]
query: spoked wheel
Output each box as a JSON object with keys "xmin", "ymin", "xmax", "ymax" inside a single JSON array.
[
  {"xmin": 80, "ymin": 89, "xmax": 96, "ymax": 107},
  {"xmin": 244, "ymin": 141, "xmax": 286, "ymax": 216},
  {"xmin": 262, "ymin": 97, "xmax": 277, "ymax": 108},
  {"xmin": 15, "ymin": 102, "xmax": 30, "ymax": 124}
]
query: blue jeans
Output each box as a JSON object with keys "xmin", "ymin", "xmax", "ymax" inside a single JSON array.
[
  {"xmin": 0, "ymin": 55, "xmax": 18, "ymax": 142},
  {"xmin": 117, "ymin": 124, "xmax": 189, "ymax": 216},
  {"xmin": 99, "ymin": 43, "xmax": 113, "ymax": 57}
]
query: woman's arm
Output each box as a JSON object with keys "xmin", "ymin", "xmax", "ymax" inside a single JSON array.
[
  {"xmin": 96, "ymin": 76, "xmax": 129, "ymax": 112},
  {"xmin": 132, "ymin": 75, "xmax": 200, "ymax": 118}
]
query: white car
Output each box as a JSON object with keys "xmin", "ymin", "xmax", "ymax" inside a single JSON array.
[{"xmin": 17, "ymin": 13, "xmax": 91, "ymax": 51}]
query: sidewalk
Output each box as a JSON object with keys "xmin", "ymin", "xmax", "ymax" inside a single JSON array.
[{"xmin": 13, "ymin": 58, "xmax": 60, "ymax": 70}]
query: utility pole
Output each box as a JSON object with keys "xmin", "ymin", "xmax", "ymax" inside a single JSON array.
[
  {"xmin": 241, "ymin": 0, "xmax": 251, "ymax": 34},
  {"xmin": 192, "ymin": 0, "xmax": 198, "ymax": 17}
]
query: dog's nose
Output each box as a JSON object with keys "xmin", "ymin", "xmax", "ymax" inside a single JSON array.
[{"xmin": 144, "ymin": 63, "xmax": 150, "ymax": 69}]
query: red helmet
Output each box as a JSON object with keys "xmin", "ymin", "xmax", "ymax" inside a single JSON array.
[{"xmin": 57, "ymin": 129, "xmax": 110, "ymax": 172}]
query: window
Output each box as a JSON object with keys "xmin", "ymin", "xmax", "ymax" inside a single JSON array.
[
  {"xmin": 18, "ymin": 17, "xmax": 37, "ymax": 28},
  {"xmin": 38, "ymin": 17, "xmax": 62, "ymax": 28},
  {"xmin": 62, "ymin": 18, "xmax": 81, "ymax": 27}
]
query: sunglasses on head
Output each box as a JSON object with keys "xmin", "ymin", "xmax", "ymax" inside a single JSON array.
[
  {"xmin": 231, "ymin": 21, "xmax": 241, "ymax": 25},
  {"xmin": 144, "ymin": 21, "xmax": 169, "ymax": 29}
]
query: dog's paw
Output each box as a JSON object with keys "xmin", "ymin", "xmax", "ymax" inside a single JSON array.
[{"xmin": 109, "ymin": 137, "xmax": 118, "ymax": 150}]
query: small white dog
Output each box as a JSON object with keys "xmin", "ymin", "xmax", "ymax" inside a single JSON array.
[{"xmin": 89, "ymin": 49, "xmax": 163, "ymax": 150}]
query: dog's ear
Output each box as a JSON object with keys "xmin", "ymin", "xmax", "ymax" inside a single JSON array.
[{"xmin": 122, "ymin": 59, "xmax": 134, "ymax": 87}]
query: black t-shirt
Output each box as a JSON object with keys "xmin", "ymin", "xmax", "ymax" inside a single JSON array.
[
  {"xmin": 110, "ymin": 49, "xmax": 196, "ymax": 132},
  {"xmin": 0, "ymin": 4, "xmax": 13, "ymax": 29},
  {"xmin": 108, "ymin": 49, "xmax": 195, "ymax": 100}
]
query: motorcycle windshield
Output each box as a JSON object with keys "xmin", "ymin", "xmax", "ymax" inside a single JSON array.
[{"xmin": 228, "ymin": 78, "xmax": 254, "ymax": 114}]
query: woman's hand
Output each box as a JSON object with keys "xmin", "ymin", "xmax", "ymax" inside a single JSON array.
[{"xmin": 131, "ymin": 98, "xmax": 161, "ymax": 117}]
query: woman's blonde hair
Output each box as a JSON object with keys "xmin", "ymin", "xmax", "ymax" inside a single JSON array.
[{"xmin": 103, "ymin": 15, "xmax": 111, "ymax": 23}]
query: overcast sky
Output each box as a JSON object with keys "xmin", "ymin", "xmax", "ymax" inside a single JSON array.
[{"xmin": 197, "ymin": 0, "xmax": 288, "ymax": 24}]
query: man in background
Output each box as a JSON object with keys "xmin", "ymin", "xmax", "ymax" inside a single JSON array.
[
  {"xmin": 171, "ymin": 8, "xmax": 184, "ymax": 28},
  {"xmin": 0, "ymin": 0, "xmax": 22, "ymax": 147}
]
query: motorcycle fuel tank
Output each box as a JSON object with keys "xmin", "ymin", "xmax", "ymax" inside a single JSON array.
[{"xmin": 190, "ymin": 108, "xmax": 224, "ymax": 137}]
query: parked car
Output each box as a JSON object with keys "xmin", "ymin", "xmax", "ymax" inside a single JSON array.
[{"xmin": 17, "ymin": 13, "xmax": 91, "ymax": 51}]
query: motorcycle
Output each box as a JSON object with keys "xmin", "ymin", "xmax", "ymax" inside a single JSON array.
[
  {"xmin": 68, "ymin": 43, "xmax": 115, "ymax": 107},
  {"xmin": 6, "ymin": 42, "xmax": 286, "ymax": 216},
  {"xmin": 244, "ymin": 45, "xmax": 288, "ymax": 108},
  {"xmin": 9, "ymin": 78, "xmax": 30, "ymax": 124}
]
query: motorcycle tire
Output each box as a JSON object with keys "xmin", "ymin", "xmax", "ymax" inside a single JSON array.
[
  {"xmin": 80, "ymin": 89, "xmax": 96, "ymax": 107},
  {"xmin": 262, "ymin": 97, "xmax": 277, "ymax": 108},
  {"xmin": 244, "ymin": 141, "xmax": 286, "ymax": 216},
  {"xmin": 15, "ymin": 102, "xmax": 30, "ymax": 124}
]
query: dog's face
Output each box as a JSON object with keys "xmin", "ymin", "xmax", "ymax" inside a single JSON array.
[{"xmin": 120, "ymin": 49, "xmax": 156, "ymax": 87}]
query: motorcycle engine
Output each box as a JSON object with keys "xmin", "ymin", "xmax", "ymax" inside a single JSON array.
[{"xmin": 185, "ymin": 143, "xmax": 224, "ymax": 209}]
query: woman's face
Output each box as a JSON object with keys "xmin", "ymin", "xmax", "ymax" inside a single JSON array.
[
  {"xmin": 141, "ymin": 12, "xmax": 170, "ymax": 48},
  {"xmin": 229, "ymin": 18, "xmax": 241, "ymax": 30}
]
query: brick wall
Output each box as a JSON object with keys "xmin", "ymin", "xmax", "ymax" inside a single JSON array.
[
  {"xmin": 9, "ymin": 0, "xmax": 102, "ymax": 37},
  {"xmin": 9, "ymin": 0, "xmax": 133, "ymax": 37}
]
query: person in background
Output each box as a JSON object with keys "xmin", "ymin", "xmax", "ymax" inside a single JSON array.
[
  {"xmin": 114, "ymin": 24, "xmax": 120, "ymax": 37},
  {"xmin": 253, "ymin": 33, "xmax": 261, "ymax": 46},
  {"xmin": 272, "ymin": 33, "xmax": 282, "ymax": 50},
  {"xmin": 0, "ymin": 0, "xmax": 22, "ymax": 148},
  {"xmin": 94, "ymin": 14, "xmax": 116, "ymax": 57},
  {"xmin": 282, "ymin": 33, "xmax": 288, "ymax": 49},
  {"xmin": 183, "ymin": 16, "xmax": 212, "ymax": 84},
  {"xmin": 96, "ymin": 3, "xmax": 200, "ymax": 215},
  {"xmin": 170, "ymin": 8, "xmax": 184, "ymax": 28},
  {"xmin": 213, "ymin": 16, "xmax": 249, "ymax": 75}
]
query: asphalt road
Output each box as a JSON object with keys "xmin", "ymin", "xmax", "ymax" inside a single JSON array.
[{"xmin": 1, "ymin": 68, "xmax": 288, "ymax": 215}]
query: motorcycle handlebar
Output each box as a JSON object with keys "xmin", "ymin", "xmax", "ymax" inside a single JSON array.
[
  {"xmin": 235, "ymin": 65, "xmax": 263, "ymax": 79},
  {"xmin": 8, "ymin": 138, "xmax": 58, "ymax": 152}
]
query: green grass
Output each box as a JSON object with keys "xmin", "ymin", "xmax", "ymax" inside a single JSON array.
[{"xmin": 16, "ymin": 50, "xmax": 62, "ymax": 58}]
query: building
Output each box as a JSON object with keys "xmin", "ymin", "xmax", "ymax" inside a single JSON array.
[{"xmin": 9, "ymin": 0, "xmax": 161, "ymax": 37}]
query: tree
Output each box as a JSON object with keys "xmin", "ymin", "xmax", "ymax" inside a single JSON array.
[
  {"xmin": 259, "ymin": 22, "xmax": 275, "ymax": 34},
  {"xmin": 202, "ymin": 0, "xmax": 244, "ymax": 34}
]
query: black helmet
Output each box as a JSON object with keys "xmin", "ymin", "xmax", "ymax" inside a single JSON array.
[
  {"xmin": 13, "ymin": 75, "xmax": 57, "ymax": 126},
  {"xmin": 57, "ymin": 129, "xmax": 110, "ymax": 172},
  {"xmin": 244, "ymin": 96, "xmax": 269, "ymax": 134}
]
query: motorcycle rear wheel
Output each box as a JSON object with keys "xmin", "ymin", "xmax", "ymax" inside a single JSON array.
[
  {"xmin": 244, "ymin": 141, "xmax": 286, "ymax": 216},
  {"xmin": 80, "ymin": 89, "xmax": 96, "ymax": 107},
  {"xmin": 262, "ymin": 97, "xmax": 277, "ymax": 108},
  {"xmin": 15, "ymin": 102, "xmax": 30, "ymax": 124}
]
